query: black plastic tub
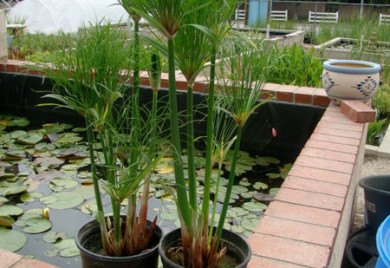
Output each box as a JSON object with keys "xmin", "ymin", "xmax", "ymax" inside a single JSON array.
[{"xmin": 0, "ymin": 72, "xmax": 325, "ymax": 161}]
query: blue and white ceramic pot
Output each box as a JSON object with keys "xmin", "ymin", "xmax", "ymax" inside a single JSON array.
[{"xmin": 322, "ymin": 60, "xmax": 381, "ymax": 105}]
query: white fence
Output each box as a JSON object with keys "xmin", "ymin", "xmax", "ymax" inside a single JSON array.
[
  {"xmin": 270, "ymin": 10, "xmax": 288, "ymax": 21},
  {"xmin": 379, "ymin": 14, "xmax": 390, "ymax": 25},
  {"xmin": 308, "ymin": 11, "xmax": 339, "ymax": 23}
]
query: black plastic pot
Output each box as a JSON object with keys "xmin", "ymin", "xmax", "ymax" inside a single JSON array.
[
  {"xmin": 359, "ymin": 175, "xmax": 390, "ymax": 231},
  {"xmin": 76, "ymin": 217, "xmax": 162, "ymax": 268},
  {"xmin": 345, "ymin": 228, "xmax": 378, "ymax": 268},
  {"xmin": 158, "ymin": 228, "xmax": 251, "ymax": 268}
]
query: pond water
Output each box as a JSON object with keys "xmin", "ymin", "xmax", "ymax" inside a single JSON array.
[{"xmin": 0, "ymin": 114, "xmax": 289, "ymax": 268}]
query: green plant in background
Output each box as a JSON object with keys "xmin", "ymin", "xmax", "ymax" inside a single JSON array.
[
  {"xmin": 373, "ymin": 85, "xmax": 390, "ymax": 116},
  {"xmin": 34, "ymin": 23, "xmax": 165, "ymax": 257},
  {"xmin": 367, "ymin": 118, "xmax": 387, "ymax": 145}
]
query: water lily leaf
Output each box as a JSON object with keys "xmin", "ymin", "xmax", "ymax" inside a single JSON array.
[
  {"xmin": 156, "ymin": 166, "xmax": 174, "ymax": 174},
  {"xmin": 3, "ymin": 184, "xmax": 29, "ymax": 196},
  {"xmin": 49, "ymin": 178, "xmax": 78, "ymax": 192},
  {"xmin": 17, "ymin": 131, "xmax": 43, "ymax": 145},
  {"xmin": 81, "ymin": 202, "xmax": 97, "ymax": 215},
  {"xmin": 56, "ymin": 134, "xmax": 83, "ymax": 147},
  {"xmin": 33, "ymin": 170, "xmax": 65, "ymax": 181},
  {"xmin": 60, "ymin": 164, "xmax": 79, "ymax": 172},
  {"xmin": 253, "ymin": 193, "xmax": 274, "ymax": 202},
  {"xmin": 23, "ymin": 217, "xmax": 52, "ymax": 233},
  {"xmin": 240, "ymin": 218, "xmax": 258, "ymax": 231},
  {"xmin": 60, "ymin": 247, "xmax": 80, "ymax": 257},
  {"xmin": 0, "ymin": 134, "xmax": 11, "ymax": 144},
  {"xmin": 231, "ymin": 225, "xmax": 245, "ymax": 234},
  {"xmin": 8, "ymin": 117, "xmax": 30, "ymax": 127},
  {"xmin": 0, "ymin": 216, "xmax": 14, "ymax": 227},
  {"xmin": 230, "ymin": 207, "xmax": 249, "ymax": 217},
  {"xmin": 14, "ymin": 213, "xmax": 41, "ymax": 227},
  {"xmin": 241, "ymin": 190, "xmax": 256, "ymax": 199},
  {"xmin": 3, "ymin": 150, "xmax": 25, "ymax": 161},
  {"xmin": 0, "ymin": 197, "xmax": 8, "ymax": 205},
  {"xmin": 269, "ymin": 188, "xmax": 280, "ymax": 196},
  {"xmin": 242, "ymin": 201, "xmax": 267, "ymax": 212},
  {"xmin": 57, "ymin": 148, "xmax": 87, "ymax": 159},
  {"xmin": 239, "ymin": 178, "xmax": 251, "ymax": 187},
  {"xmin": 73, "ymin": 186, "xmax": 95, "ymax": 200},
  {"xmin": 43, "ymin": 123, "xmax": 72, "ymax": 134},
  {"xmin": 255, "ymin": 157, "xmax": 280, "ymax": 166},
  {"xmin": 47, "ymin": 192, "xmax": 84, "ymax": 210},
  {"xmin": 44, "ymin": 248, "xmax": 59, "ymax": 257},
  {"xmin": 11, "ymin": 130, "xmax": 27, "ymax": 139},
  {"xmin": 0, "ymin": 229, "xmax": 27, "ymax": 251},
  {"xmin": 34, "ymin": 157, "xmax": 64, "ymax": 169},
  {"xmin": 40, "ymin": 195, "xmax": 58, "ymax": 205},
  {"xmin": 72, "ymin": 127, "xmax": 84, "ymax": 132},
  {"xmin": 21, "ymin": 192, "xmax": 44, "ymax": 202},
  {"xmin": 0, "ymin": 205, "xmax": 23, "ymax": 216},
  {"xmin": 80, "ymin": 179, "xmax": 93, "ymax": 185},
  {"xmin": 34, "ymin": 143, "xmax": 56, "ymax": 152},
  {"xmin": 160, "ymin": 211, "xmax": 178, "ymax": 221},
  {"xmin": 253, "ymin": 182, "xmax": 268, "ymax": 190},
  {"xmin": 232, "ymin": 185, "xmax": 248, "ymax": 194},
  {"xmin": 43, "ymin": 231, "xmax": 67, "ymax": 243},
  {"xmin": 266, "ymin": 173, "xmax": 280, "ymax": 179}
]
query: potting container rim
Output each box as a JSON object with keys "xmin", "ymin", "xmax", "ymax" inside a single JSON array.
[
  {"xmin": 76, "ymin": 218, "xmax": 162, "ymax": 261},
  {"xmin": 359, "ymin": 175, "xmax": 390, "ymax": 196},
  {"xmin": 323, "ymin": 60, "xmax": 381, "ymax": 74},
  {"xmin": 376, "ymin": 215, "xmax": 390, "ymax": 267}
]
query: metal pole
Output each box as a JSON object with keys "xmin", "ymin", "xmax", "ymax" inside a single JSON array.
[{"xmin": 360, "ymin": 0, "xmax": 364, "ymax": 19}]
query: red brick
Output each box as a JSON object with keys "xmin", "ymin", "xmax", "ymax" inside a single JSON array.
[
  {"xmin": 317, "ymin": 120, "xmax": 364, "ymax": 132},
  {"xmin": 341, "ymin": 100, "xmax": 376, "ymax": 123},
  {"xmin": 259, "ymin": 89, "xmax": 275, "ymax": 99},
  {"xmin": 5, "ymin": 63, "xmax": 17, "ymax": 72},
  {"xmin": 305, "ymin": 140, "xmax": 358, "ymax": 154},
  {"xmin": 310, "ymin": 133, "xmax": 361, "ymax": 147},
  {"xmin": 265, "ymin": 201, "xmax": 340, "ymax": 227},
  {"xmin": 0, "ymin": 249, "xmax": 24, "ymax": 267},
  {"xmin": 253, "ymin": 216, "xmax": 336, "ymax": 247},
  {"xmin": 275, "ymin": 188, "xmax": 345, "ymax": 211},
  {"xmin": 295, "ymin": 155, "xmax": 354, "ymax": 174},
  {"xmin": 248, "ymin": 256, "xmax": 302, "ymax": 268},
  {"xmin": 301, "ymin": 147, "xmax": 357, "ymax": 163},
  {"xmin": 283, "ymin": 176, "xmax": 348, "ymax": 198},
  {"xmin": 193, "ymin": 81, "xmax": 208, "ymax": 92},
  {"xmin": 294, "ymin": 86, "xmax": 316, "ymax": 104},
  {"xmin": 314, "ymin": 126, "xmax": 362, "ymax": 139},
  {"xmin": 11, "ymin": 258, "xmax": 58, "ymax": 268},
  {"xmin": 313, "ymin": 88, "xmax": 330, "ymax": 107},
  {"xmin": 288, "ymin": 165, "xmax": 352, "ymax": 185},
  {"xmin": 275, "ymin": 85, "xmax": 297, "ymax": 102},
  {"xmin": 247, "ymin": 233, "xmax": 330, "ymax": 268},
  {"xmin": 0, "ymin": 63, "xmax": 6, "ymax": 72}
]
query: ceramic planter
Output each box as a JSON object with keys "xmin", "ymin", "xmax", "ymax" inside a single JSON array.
[
  {"xmin": 322, "ymin": 60, "xmax": 381, "ymax": 104},
  {"xmin": 158, "ymin": 228, "xmax": 251, "ymax": 268},
  {"xmin": 76, "ymin": 217, "xmax": 162, "ymax": 268}
]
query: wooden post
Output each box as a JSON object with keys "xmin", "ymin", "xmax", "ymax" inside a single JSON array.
[{"xmin": 244, "ymin": 0, "xmax": 248, "ymax": 26}]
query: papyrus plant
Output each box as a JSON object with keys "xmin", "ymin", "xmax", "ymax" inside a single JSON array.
[
  {"xmin": 36, "ymin": 23, "xmax": 165, "ymax": 256},
  {"xmin": 130, "ymin": 0, "xmax": 269, "ymax": 267}
]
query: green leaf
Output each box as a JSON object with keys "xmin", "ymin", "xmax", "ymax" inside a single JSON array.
[
  {"xmin": 8, "ymin": 118, "xmax": 30, "ymax": 127},
  {"xmin": 160, "ymin": 211, "xmax": 178, "ymax": 221},
  {"xmin": 14, "ymin": 213, "xmax": 41, "ymax": 227},
  {"xmin": 17, "ymin": 131, "xmax": 43, "ymax": 145},
  {"xmin": 49, "ymin": 178, "xmax": 78, "ymax": 192},
  {"xmin": 21, "ymin": 192, "xmax": 44, "ymax": 202},
  {"xmin": 253, "ymin": 182, "xmax": 268, "ymax": 190},
  {"xmin": 269, "ymin": 188, "xmax": 280, "ymax": 196},
  {"xmin": 0, "ymin": 229, "xmax": 27, "ymax": 251},
  {"xmin": 242, "ymin": 201, "xmax": 267, "ymax": 212},
  {"xmin": 43, "ymin": 231, "xmax": 67, "ymax": 243},
  {"xmin": 47, "ymin": 192, "xmax": 84, "ymax": 210},
  {"xmin": 0, "ymin": 205, "xmax": 24, "ymax": 216},
  {"xmin": 0, "ymin": 216, "xmax": 14, "ymax": 227},
  {"xmin": 54, "ymin": 238, "xmax": 79, "ymax": 257},
  {"xmin": 3, "ymin": 184, "xmax": 29, "ymax": 196},
  {"xmin": 11, "ymin": 130, "xmax": 27, "ymax": 139},
  {"xmin": 44, "ymin": 248, "xmax": 59, "ymax": 257},
  {"xmin": 240, "ymin": 218, "xmax": 258, "ymax": 231},
  {"xmin": 23, "ymin": 217, "xmax": 52, "ymax": 234}
]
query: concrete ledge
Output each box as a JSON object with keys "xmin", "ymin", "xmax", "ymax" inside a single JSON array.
[{"xmin": 0, "ymin": 249, "xmax": 59, "ymax": 268}]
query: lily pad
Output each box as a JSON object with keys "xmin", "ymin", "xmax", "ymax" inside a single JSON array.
[
  {"xmin": 253, "ymin": 182, "xmax": 268, "ymax": 190},
  {"xmin": 242, "ymin": 201, "xmax": 267, "ymax": 212},
  {"xmin": 14, "ymin": 213, "xmax": 42, "ymax": 227},
  {"xmin": 240, "ymin": 218, "xmax": 259, "ymax": 231},
  {"xmin": 49, "ymin": 178, "xmax": 78, "ymax": 192},
  {"xmin": 8, "ymin": 117, "xmax": 30, "ymax": 127},
  {"xmin": 239, "ymin": 178, "xmax": 251, "ymax": 187},
  {"xmin": 160, "ymin": 211, "xmax": 178, "ymax": 221},
  {"xmin": 54, "ymin": 238, "xmax": 79, "ymax": 257},
  {"xmin": 81, "ymin": 202, "xmax": 97, "ymax": 215},
  {"xmin": 23, "ymin": 217, "xmax": 52, "ymax": 233},
  {"xmin": 44, "ymin": 248, "xmax": 59, "ymax": 257},
  {"xmin": 0, "ymin": 229, "xmax": 27, "ymax": 251},
  {"xmin": 17, "ymin": 131, "xmax": 43, "ymax": 145},
  {"xmin": 47, "ymin": 192, "xmax": 84, "ymax": 210},
  {"xmin": 0, "ymin": 196, "xmax": 8, "ymax": 205},
  {"xmin": 269, "ymin": 188, "xmax": 280, "ymax": 196},
  {"xmin": 0, "ymin": 204, "xmax": 24, "ymax": 216},
  {"xmin": 11, "ymin": 130, "xmax": 28, "ymax": 139},
  {"xmin": 21, "ymin": 192, "xmax": 44, "ymax": 202},
  {"xmin": 0, "ymin": 216, "xmax": 14, "ymax": 227},
  {"xmin": 43, "ymin": 231, "xmax": 67, "ymax": 243},
  {"xmin": 2, "ymin": 183, "xmax": 29, "ymax": 196}
]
